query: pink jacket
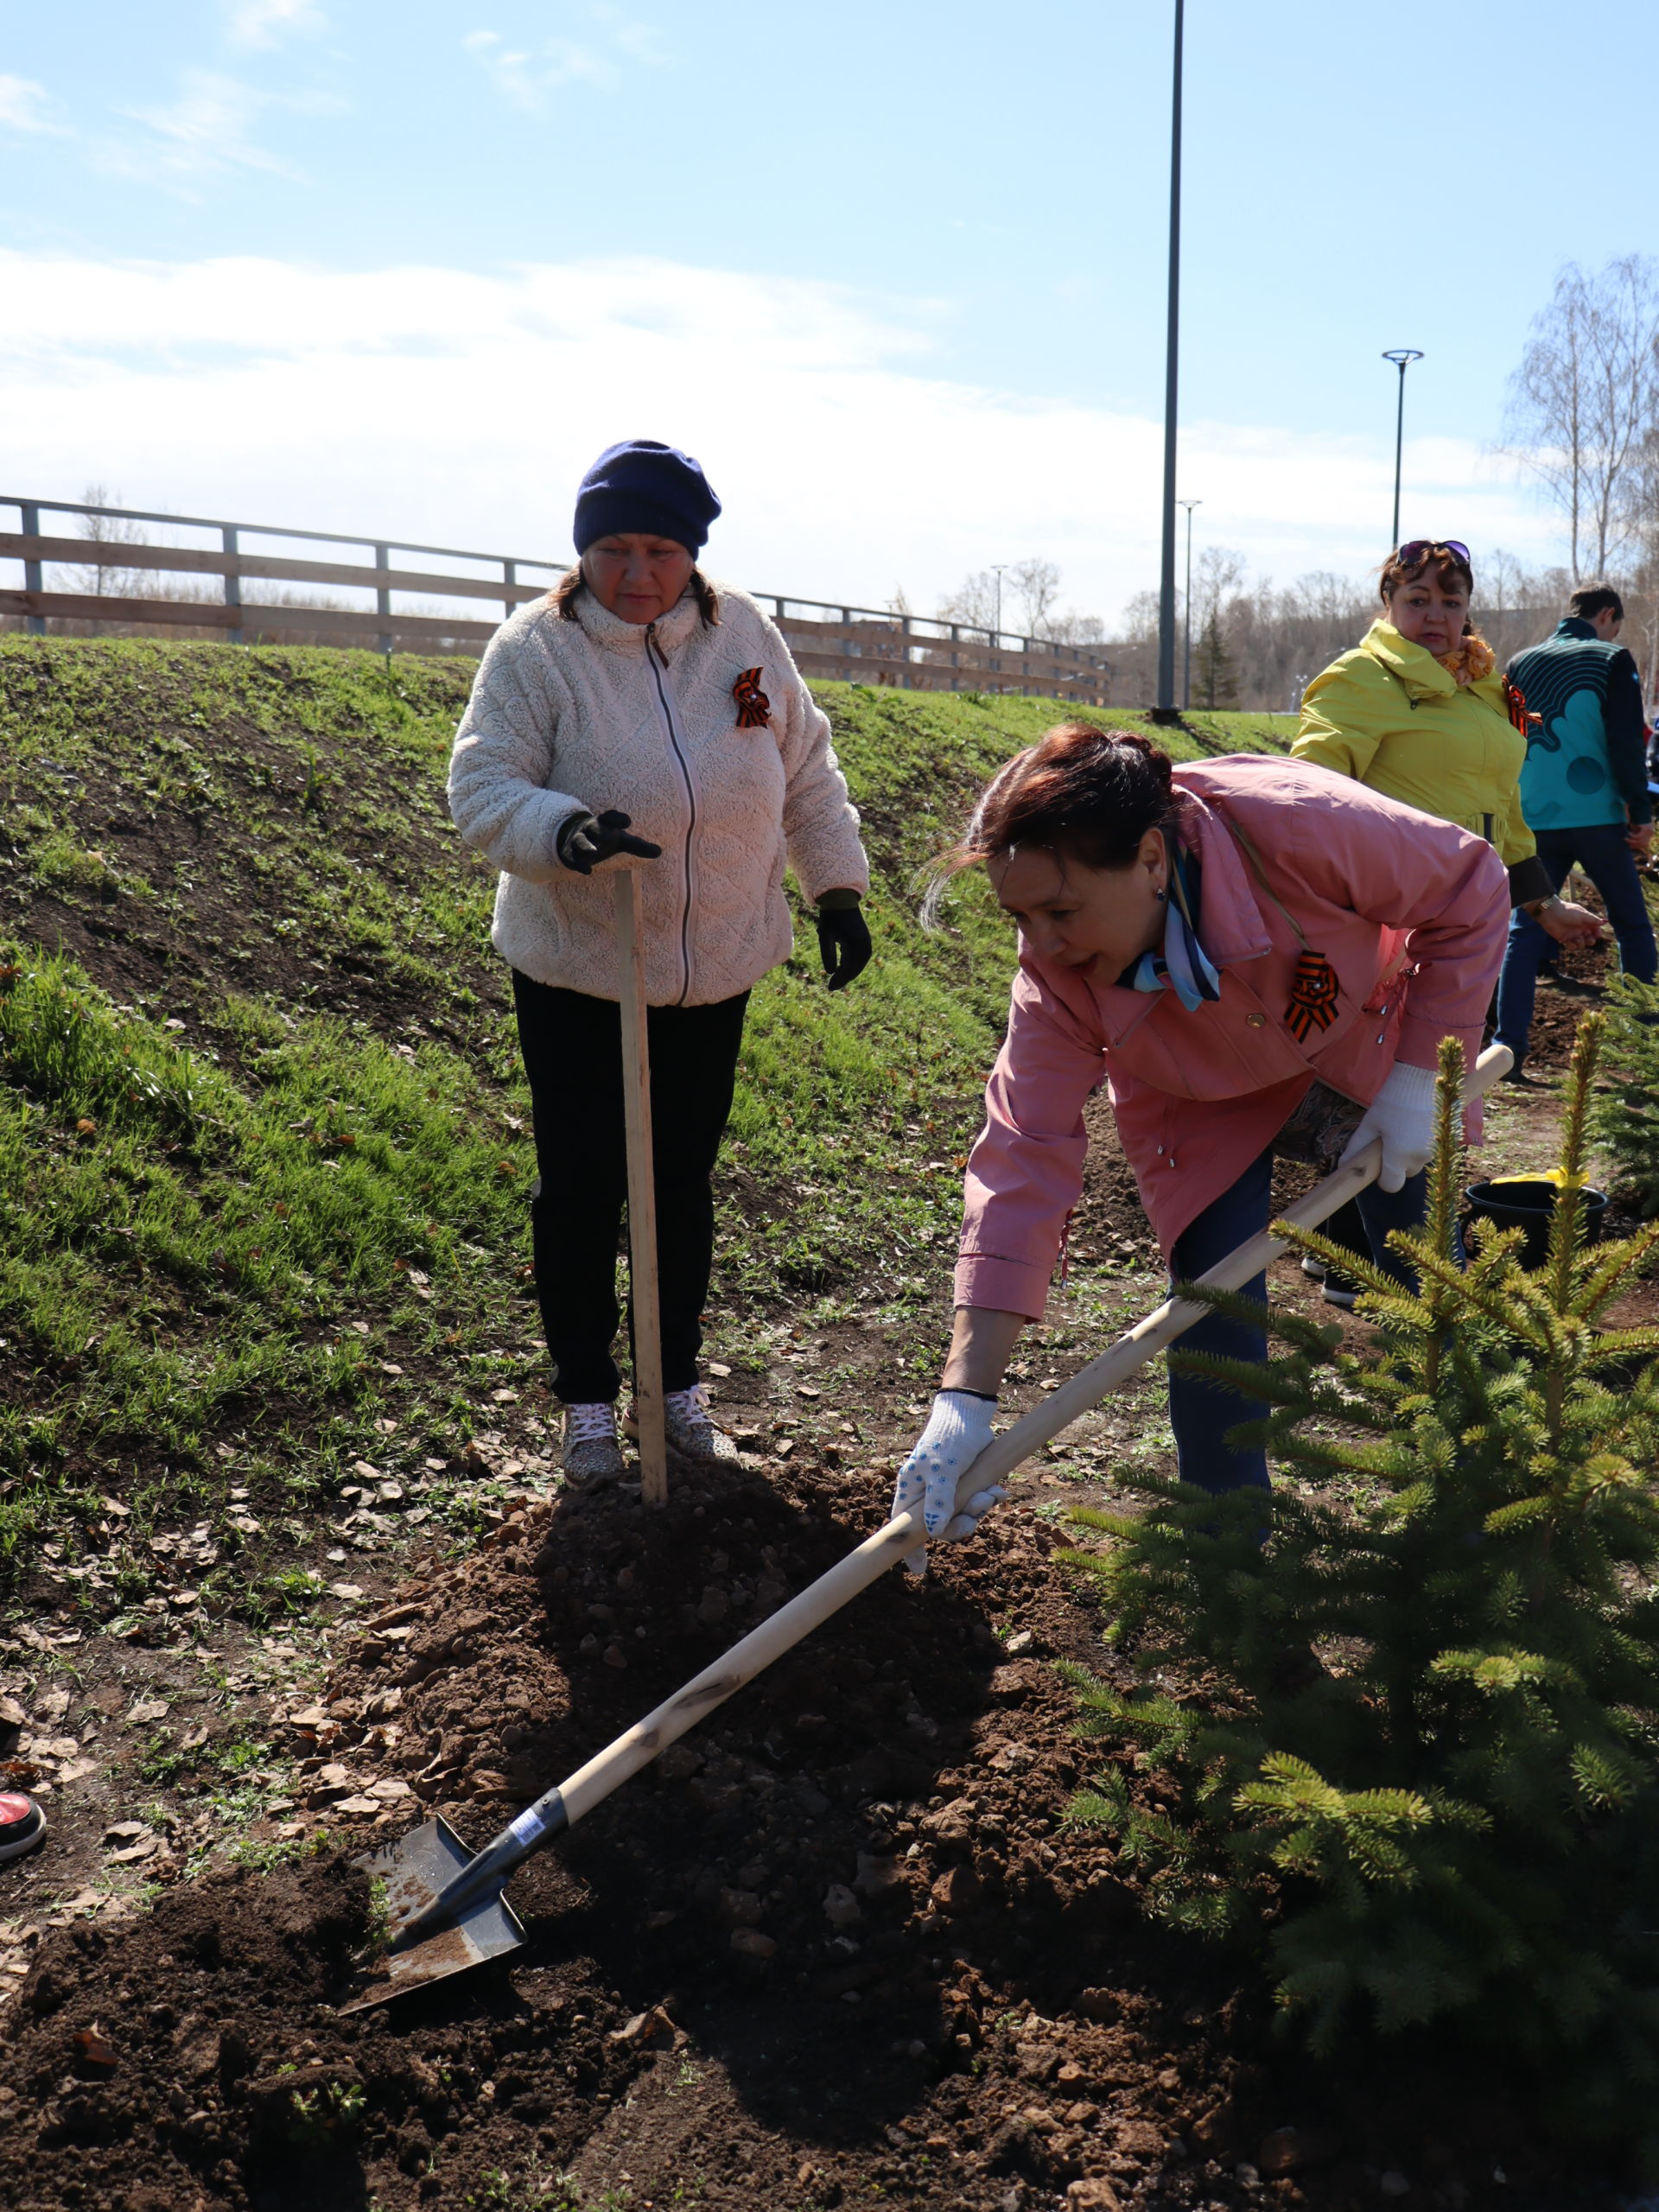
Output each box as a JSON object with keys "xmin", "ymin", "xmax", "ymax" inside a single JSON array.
[{"xmin": 954, "ymin": 758, "xmax": 1509, "ymax": 1320}]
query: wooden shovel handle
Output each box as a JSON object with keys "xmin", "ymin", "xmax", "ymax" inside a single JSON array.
[
  {"xmin": 615, "ymin": 870, "xmax": 668, "ymax": 1507},
  {"xmin": 549, "ymin": 1041, "xmax": 1510, "ymax": 1827}
]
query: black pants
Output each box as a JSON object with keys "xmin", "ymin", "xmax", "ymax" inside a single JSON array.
[{"xmin": 512, "ymin": 974, "xmax": 749, "ymax": 1405}]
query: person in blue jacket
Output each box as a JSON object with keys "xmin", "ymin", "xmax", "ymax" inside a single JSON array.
[{"xmin": 1494, "ymin": 584, "xmax": 1655, "ymax": 1076}]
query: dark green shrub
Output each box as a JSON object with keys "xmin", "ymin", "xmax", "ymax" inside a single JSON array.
[{"xmin": 1061, "ymin": 1020, "xmax": 1659, "ymax": 2154}]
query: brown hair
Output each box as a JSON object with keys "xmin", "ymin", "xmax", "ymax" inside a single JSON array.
[
  {"xmin": 922, "ymin": 723, "xmax": 1183, "ymax": 925},
  {"xmin": 551, "ymin": 563, "xmax": 721, "ymax": 626},
  {"xmin": 1377, "ymin": 541, "xmax": 1474, "ymax": 604},
  {"xmin": 1568, "ymin": 583, "xmax": 1624, "ymax": 623}
]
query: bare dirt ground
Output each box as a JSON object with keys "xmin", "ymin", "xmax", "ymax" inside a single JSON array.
[
  {"xmin": 3, "ymin": 725, "xmax": 1647, "ymax": 2212},
  {"xmin": 1, "ymin": 1453, "xmax": 1622, "ymax": 2212}
]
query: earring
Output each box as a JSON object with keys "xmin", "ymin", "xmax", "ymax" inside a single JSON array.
[{"xmin": 1154, "ymin": 887, "xmax": 1167, "ymax": 904}]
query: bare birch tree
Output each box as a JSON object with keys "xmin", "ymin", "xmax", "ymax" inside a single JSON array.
[
  {"xmin": 938, "ymin": 561, "xmax": 1104, "ymax": 644},
  {"xmin": 1009, "ymin": 557, "xmax": 1061, "ymax": 638},
  {"xmin": 1502, "ymin": 256, "xmax": 1659, "ymax": 580},
  {"xmin": 937, "ymin": 569, "xmax": 1000, "ymax": 632},
  {"xmin": 73, "ymin": 483, "xmax": 150, "ymax": 599}
]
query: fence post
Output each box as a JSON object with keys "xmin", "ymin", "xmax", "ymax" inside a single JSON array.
[
  {"xmin": 22, "ymin": 502, "xmax": 45, "ymax": 636},
  {"xmin": 503, "ymin": 559, "xmax": 516, "ymax": 623},
  {"xmin": 375, "ymin": 543, "xmax": 392, "ymax": 656},
  {"xmin": 222, "ymin": 525, "xmax": 244, "ymax": 645}
]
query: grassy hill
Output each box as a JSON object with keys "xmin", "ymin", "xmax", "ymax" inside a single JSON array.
[{"xmin": 0, "ymin": 637, "xmax": 1287, "ymax": 1592}]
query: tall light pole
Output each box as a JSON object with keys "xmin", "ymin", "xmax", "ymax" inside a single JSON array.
[
  {"xmin": 1154, "ymin": 0, "xmax": 1185, "ymax": 720},
  {"xmin": 991, "ymin": 562, "xmax": 1011, "ymax": 639},
  {"xmin": 1382, "ymin": 348, "xmax": 1423, "ymax": 549},
  {"xmin": 1179, "ymin": 498, "xmax": 1200, "ymax": 709}
]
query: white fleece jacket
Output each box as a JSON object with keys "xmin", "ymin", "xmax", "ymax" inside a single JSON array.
[{"xmin": 448, "ymin": 582, "xmax": 869, "ymax": 1007}]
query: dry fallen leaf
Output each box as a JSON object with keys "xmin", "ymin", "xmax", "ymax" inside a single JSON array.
[{"xmin": 73, "ymin": 2024, "xmax": 118, "ymax": 2069}]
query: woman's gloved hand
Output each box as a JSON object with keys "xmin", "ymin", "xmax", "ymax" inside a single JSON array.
[
  {"xmin": 556, "ymin": 808, "xmax": 662, "ymax": 875},
  {"xmin": 1338, "ymin": 1058, "xmax": 1438, "ymax": 1193},
  {"xmin": 891, "ymin": 1389, "xmax": 1006, "ymax": 1578},
  {"xmin": 815, "ymin": 890, "xmax": 873, "ymax": 991}
]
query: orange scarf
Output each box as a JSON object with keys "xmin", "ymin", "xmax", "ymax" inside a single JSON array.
[{"xmin": 1436, "ymin": 630, "xmax": 1497, "ymax": 687}]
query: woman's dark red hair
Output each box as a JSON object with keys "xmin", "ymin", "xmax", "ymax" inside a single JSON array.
[{"xmin": 922, "ymin": 722, "xmax": 1183, "ymax": 925}]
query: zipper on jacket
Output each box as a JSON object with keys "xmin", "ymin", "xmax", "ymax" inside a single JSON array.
[{"xmin": 645, "ymin": 622, "xmax": 697, "ymax": 1005}]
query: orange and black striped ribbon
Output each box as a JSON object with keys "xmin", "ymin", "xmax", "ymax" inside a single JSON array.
[
  {"xmin": 733, "ymin": 667, "xmax": 772, "ymax": 728},
  {"xmin": 1286, "ymin": 950, "xmax": 1341, "ymax": 1040}
]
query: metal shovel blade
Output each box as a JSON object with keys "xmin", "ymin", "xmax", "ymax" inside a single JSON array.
[{"xmin": 338, "ymin": 1815, "xmax": 525, "ymax": 2014}]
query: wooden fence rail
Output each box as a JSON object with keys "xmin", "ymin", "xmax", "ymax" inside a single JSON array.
[{"xmin": 0, "ymin": 496, "xmax": 1112, "ymax": 701}]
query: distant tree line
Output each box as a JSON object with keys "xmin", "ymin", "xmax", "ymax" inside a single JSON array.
[{"xmin": 1100, "ymin": 252, "xmax": 1659, "ymax": 715}]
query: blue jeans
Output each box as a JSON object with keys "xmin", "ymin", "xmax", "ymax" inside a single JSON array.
[
  {"xmin": 1166, "ymin": 1148, "xmax": 1430, "ymax": 1495},
  {"xmin": 1495, "ymin": 824, "xmax": 1656, "ymax": 1068}
]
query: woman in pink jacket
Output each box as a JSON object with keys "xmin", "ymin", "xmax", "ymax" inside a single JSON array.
[{"xmin": 893, "ymin": 724, "xmax": 1509, "ymax": 1551}]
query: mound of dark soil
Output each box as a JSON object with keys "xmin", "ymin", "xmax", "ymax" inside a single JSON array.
[{"xmin": 1, "ymin": 1459, "xmax": 1624, "ymax": 2209}]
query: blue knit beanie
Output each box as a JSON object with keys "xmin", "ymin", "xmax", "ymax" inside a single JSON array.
[{"xmin": 572, "ymin": 439, "xmax": 721, "ymax": 558}]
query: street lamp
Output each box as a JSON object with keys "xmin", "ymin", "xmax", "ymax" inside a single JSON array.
[
  {"xmin": 1154, "ymin": 0, "xmax": 1185, "ymax": 719},
  {"xmin": 1382, "ymin": 348, "xmax": 1423, "ymax": 549},
  {"xmin": 990, "ymin": 563, "xmax": 1011, "ymax": 640},
  {"xmin": 1178, "ymin": 499, "xmax": 1200, "ymax": 709}
]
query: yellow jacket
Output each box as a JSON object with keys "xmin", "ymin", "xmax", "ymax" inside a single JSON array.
[{"xmin": 1293, "ymin": 620, "xmax": 1535, "ymax": 870}]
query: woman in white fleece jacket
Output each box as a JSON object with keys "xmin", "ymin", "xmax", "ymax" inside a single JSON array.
[{"xmin": 448, "ymin": 440, "xmax": 871, "ymax": 1481}]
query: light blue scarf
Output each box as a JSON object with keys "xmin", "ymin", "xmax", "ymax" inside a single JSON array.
[{"xmin": 1129, "ymin": 842, "xmax": 1221, "ymax": 1014}]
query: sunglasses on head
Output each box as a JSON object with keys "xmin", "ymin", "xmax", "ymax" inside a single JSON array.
[{"xmin": 1396, "ymin": 538, "xmax": 1471, "ymax": 569}]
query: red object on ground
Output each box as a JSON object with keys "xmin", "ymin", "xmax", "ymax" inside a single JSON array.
[{"xmin": 0, "ymin": 1789, "xmax": 46, "ymax": 1862}]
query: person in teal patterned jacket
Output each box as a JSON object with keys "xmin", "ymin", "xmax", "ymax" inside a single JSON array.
[{"xmin": 1494, "ymin": 583, "xmax": 1654, "ymax": 1077}]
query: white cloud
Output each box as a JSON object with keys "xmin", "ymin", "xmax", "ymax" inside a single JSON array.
[
  {"xmin": 0, "ymin": 74, "xmax": 68, "ymax": 135},
  {"xmin": 464, "ymin": 8, "xmax": 670, "ymax": 106},
  {"xmin": 0, "ymin": 248, "xmax": 1560, "ymax": 621},
  {"xmin": 103, "ymin": 71, "xmax": 304, "ymax": 194},
  {"xmin": 221, "ymin": 0, "xmax": 328, "ymax": 48}
]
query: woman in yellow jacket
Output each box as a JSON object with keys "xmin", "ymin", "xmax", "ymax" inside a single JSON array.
[{"xmin": 1292, "ymin": 537, "xmax": 1601, "ymax": 1300}]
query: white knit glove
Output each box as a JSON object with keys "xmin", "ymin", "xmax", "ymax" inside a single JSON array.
[
  {"xmin": 1338, "ymin": 1059, "xmax": 1439, "ymax": 1194},
  {"xmin": 891, "ymin": 1390, "xmax": 1007, "ymax": 1578}
]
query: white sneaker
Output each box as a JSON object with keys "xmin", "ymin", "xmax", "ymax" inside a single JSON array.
[
  {"xmin": 560, "ymin": 1402, "xmax": 625, "ymax": 1484},
  {"xmin": 1300, "ymin": 1254, "xmax": 1326, "ymax": 1281},
  {"xmin": 627, "ymin": 1384, "xmax": 740, "ymax": 1470}
]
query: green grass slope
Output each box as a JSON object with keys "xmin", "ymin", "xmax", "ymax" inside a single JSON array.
[{"xmin": 0, "ymin": 638, "xmax": 1283, "ymax": 1590}]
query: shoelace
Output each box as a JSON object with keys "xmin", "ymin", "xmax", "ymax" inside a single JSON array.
[
  {"xmin": 565, "ymin": 1402, "xmax": 618, "ymax": 1443},
  {"xmin": 665, "ymin": 1384, "xmax": 710, "ymax": 1423}
]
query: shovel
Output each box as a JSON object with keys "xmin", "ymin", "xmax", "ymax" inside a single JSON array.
[
  {"xmin": 616, "ymin": 869, "xmax": 668, "ymax": 1510},
  {"xmin": 342, "ymin": 1043, "xmax": 1511, "ymax": 2011}
]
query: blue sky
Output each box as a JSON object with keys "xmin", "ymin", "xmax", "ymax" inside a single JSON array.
[{"xmin": 3, "ymin": 0, "xmax": 1655, "ymax": 623}]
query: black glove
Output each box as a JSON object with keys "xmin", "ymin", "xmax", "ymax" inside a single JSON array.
[
  {"xmin": 556, "ymin": 808, "xmax": 662, "ymax": 875},
  {"xmin": 815, "ymin": 893, "xmax": 872, "ymax": 991}
]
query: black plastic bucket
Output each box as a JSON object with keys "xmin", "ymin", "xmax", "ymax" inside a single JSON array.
[{"xmin": 1464, "ymin": 1178, "xmax": 1607, "ymax": 1268}]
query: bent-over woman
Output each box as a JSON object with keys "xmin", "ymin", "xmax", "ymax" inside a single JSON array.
[
  {"xmin": 891, "ymin": 728, "xmax": 1508, "ymax": 1553},
  {"xmin": 450, "ymin": 440, "xmax": 871, "ymax": 1482}
]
